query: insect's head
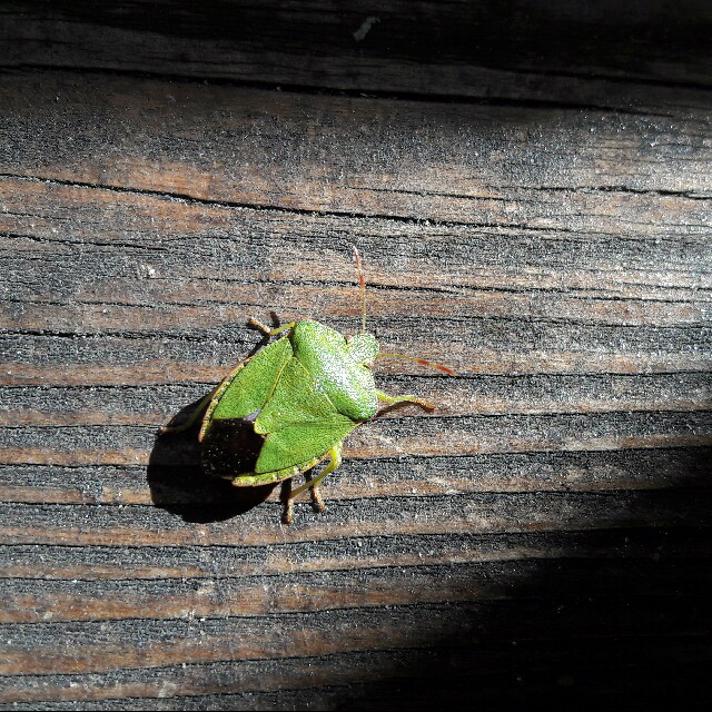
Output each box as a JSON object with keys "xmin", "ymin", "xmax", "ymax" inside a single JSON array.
[{"xmin": 347, "ymin": 331, "xmax": 379, "ymax": 367}]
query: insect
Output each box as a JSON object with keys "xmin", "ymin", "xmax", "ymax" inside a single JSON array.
[{"xmin": 162, "ymin": 248, "xmax": 453, "ymax": 524}]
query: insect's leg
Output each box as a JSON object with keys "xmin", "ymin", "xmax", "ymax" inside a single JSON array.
[
  {"xmin": 290, "ymin": 443, "xmax": 343, "ymax": 500},
  {"xmin": 268, "ymin": 322, "xmax": 296, "ymax": 337},
  {"xmin": 304, "ymin": 471, "xmax": 326, "ymax": 513},
  {"xmin": 376, "ymin": 389, "xmax": 435, "ymax": 413},
  {"xmin": 247, "ymin": 317, "xmax": 272, "ymax": 335},
  {"xmin": 280, "ymin": 478, "xmax": 294, "ymax": 525},
  {"xmin": 248, "ymin": 317, "xmax": 296, "ymax": 337},
  {"xmin": 159, "ymin": 390, "xmax": 215, "ymax": 434}
]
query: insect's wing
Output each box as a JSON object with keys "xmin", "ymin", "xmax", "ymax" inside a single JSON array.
[
  {"xmin": 205, "ymin": 336, "xmax": 293, "ymax": 425},
  {"xmin": 254, "ymin": 358, "xmax": 356, "ymax": 473},
  {"xmin": 255, "ymin": 420, "xmax": 355, "ymax": 474}
]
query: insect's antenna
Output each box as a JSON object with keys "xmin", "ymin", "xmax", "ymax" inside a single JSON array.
[
  {"xmin": 352, "ymin": 245, "xmax": 367, "ymax": 334},
  {"xmin": 377, "ymin": 351, "xmax": 456, "ymax": 376}
]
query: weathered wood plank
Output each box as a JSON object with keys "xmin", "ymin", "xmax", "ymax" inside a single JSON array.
[
  {"xmin": 2, "ymin": 526, "xmax": 709, "ymax": 581},
  {"xmin": 3, "ymin": 596, "xmax": 711, "ymax": 676},
  {"xmin": 3, "ymin": 373, "xmax": 712, "ymax": 429},
  {"xmin": 1, "ymin": 73, "xmax": 711, "ymax": 220},
  {"xmin": 5, "ymin": 554, "xmax": 712, "ymax": 625},
  {"xmin": 2, "ymin": 485, "xmax": 711, "ymax": 549},
  {"xmin": 2, "ymin": 411, "xmax": 711, "ymax": 470},
  {"xmin": 1, "ymin": 447, "xmax": 709, "ymax": 511},
  {"xmin": 1, "ymin": 0, "xmax": 711, "ymax": 116},
  {"xmin": 2, "ymin": 173, "xmax": 711, "ymax": 391},
  {"xmin": 1, "ymin": 7, "xmax": 711, "ymax": 706},
  {"xmin": 3, "ymin": 640, "xmax": 710, "ymax": 709}
]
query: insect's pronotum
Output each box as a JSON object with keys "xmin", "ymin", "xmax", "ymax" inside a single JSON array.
[{"xmin": 162, "ymin": 248, "xmax": 453, "ymax": 523}]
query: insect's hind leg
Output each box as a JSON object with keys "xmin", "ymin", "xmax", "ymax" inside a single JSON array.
[
  {"xmin": 280, "ymin": 479, "xmax": 294, "ymax": 525},
  {"xmin": 376, "ymin": 390, "xmax": 435, "ymax": 413},
  {"xmin": 304, "ymin": 471, "xmax": 326, "ymax": 513},
  {"xmin": 290, "ymin": 443, "xmax": 343, "ymax": 502},
  {"xmin": 160, "ymin": 390, "xmax": 214, "ymax": 434}
]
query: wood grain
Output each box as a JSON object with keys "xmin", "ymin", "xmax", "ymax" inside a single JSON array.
[
  {"xmin": 1, "ymin": 0, "xmax": 711, "ymax": 115},
  {"xmin": 1, "ymin": 3, "xmax": 711, "ymax": 709}
]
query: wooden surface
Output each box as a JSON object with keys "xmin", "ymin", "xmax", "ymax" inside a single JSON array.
[{"xmin": 1, "ymin": 2, "xmax": 711, "ymax": 709}]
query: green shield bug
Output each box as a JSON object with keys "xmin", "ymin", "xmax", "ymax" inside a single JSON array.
[{"xmin": 162, "ymin": 248, "xmax": 454, "ymax": 524}]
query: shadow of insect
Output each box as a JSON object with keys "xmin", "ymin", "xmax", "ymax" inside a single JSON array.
[
  {"xmin": 146, "ymin": 399, "xmax": 277, "ymax": 523},
  {"xmin": 146, "ymin": 317, "xmax": 283, "ymax": 523}
]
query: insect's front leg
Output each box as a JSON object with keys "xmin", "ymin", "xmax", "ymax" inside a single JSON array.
[
  {"xmin": 248, "ymin": 317, "xmax": 296, "ymax": 337},
  {"xmin": 376, "ymin": 390, "xmax": 435, "ymax": 413}
]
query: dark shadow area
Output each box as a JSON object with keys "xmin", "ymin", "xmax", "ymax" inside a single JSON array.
[
  {"xmin": 12, "ymin": 1, "xmax": 712, "ymax": 91},
  {"xmin": 333, "ymin": 447, "xmax": 712, "ymax": 709},
  {"xmin": 148, "ymin": 314, "xmax": 295, "ymax": 522},
  {"xmin": 147, "ymin": 396, "xmax": 275, "ymax": 523},
  {"xmin": 148, "ymin": 318, "xmax": 284, "ymax": 523}
]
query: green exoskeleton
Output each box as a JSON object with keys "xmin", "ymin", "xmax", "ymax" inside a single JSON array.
[{"xmin": 162, "ymin": 248, "xmax": 453, "ymax": 524}]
